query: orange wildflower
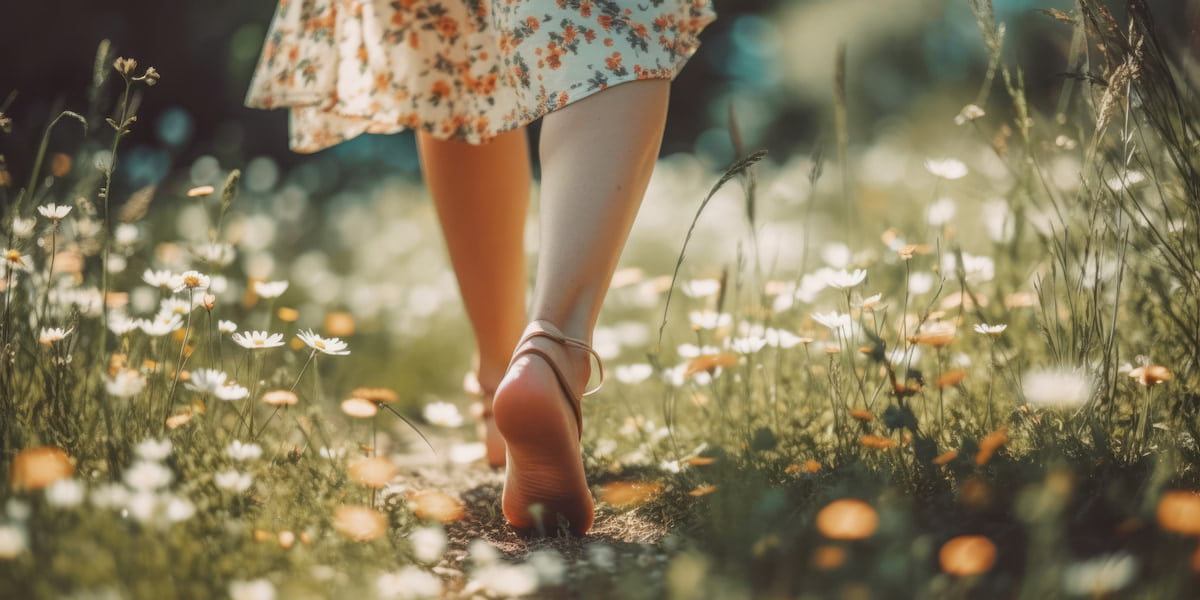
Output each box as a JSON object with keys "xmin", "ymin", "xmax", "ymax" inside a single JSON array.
[
  {"xmin": 974, "ymin": 427, "xmax": 1008, "ymax": 465},
  {"xmin": 601, "ymin": 481, "xmax": 664, "ymax": 507},
  {"xmin": 11, "ymin": 446, "xmax": 74, "ymax": 491},
  {"xmin": 1157, "ymin": 491, "xmax": 1200, "ymax": 536},
  {"xmin": 1129, "ymin": 365, "xmax": 1172, "ymax": 386},
  {"xmin": 849, "ymin": 408, "xmax": 874, "ymax": 422},
  {"xmin": 860, "ymin": 435, "xmax": 898, "ymax": 450},
  {"xmin": 813, "ymin": 545, "xmax": 847, "ymax": 570},
  {"xmin": 816, "ymin": 499, "xmax": 878, "ymax": 540},
  {"xmin": 684, "ymin": 353, "xmax": 738, "ymax": 377},
  {"xmin": 332, "ymin": 505, "xmax": 387, "ymax": 541},
  {"xmin": 408, "ymin": 490, "xmax": 465, "ymax": 524},
  {"xmin": 936, "ymin": 369, "xmax": 966, "ymax": 388},
  {"xmin": 939, "ymin": 535, "xmax": 997, "ymax": 576}
]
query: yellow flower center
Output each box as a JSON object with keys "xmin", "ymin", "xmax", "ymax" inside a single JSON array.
[
  {"xmin": 184, "ymin": 276, "xmax": 200, "ymax": 287},
  {"xmin": 253, "ymin": 339, "xmax": 264, "ymax": 346},
  {"xmin": 314, "ymin": 340, "xmax": 326, "ymax": 349},
  {"xmin": 5, "ymin": 249, "xmax": 20, "ymax": 263}
]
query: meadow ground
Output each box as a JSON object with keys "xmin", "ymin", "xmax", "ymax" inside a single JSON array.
[{"xmin": 4, "ymin": 1, "xmax": 1200, "ymax": 598}]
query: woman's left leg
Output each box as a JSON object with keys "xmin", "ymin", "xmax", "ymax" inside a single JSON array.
[{"xmin": 416, "ymin": 128, "xmax": 532, "ymax": 467}]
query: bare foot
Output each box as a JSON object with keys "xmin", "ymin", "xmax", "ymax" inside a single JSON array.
[
  {"xmin": 492, "ymin": 334, "xmax": 594, "ymax": 536},
  {"xmin": 479, "ymin": 399, "xmax": 506, "ymax": 469},
  {"xmin": 467, "ymin": 372, "xmax": 507, "ymax": 469}
]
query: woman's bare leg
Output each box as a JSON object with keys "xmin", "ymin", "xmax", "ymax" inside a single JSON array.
[
  {"xmin": 493, "ymin": 79, "xmax": 670, "ymax": 535},
  {"xmin": 417, "ymin": 128, "xmax": 531, "ymax": 467}
]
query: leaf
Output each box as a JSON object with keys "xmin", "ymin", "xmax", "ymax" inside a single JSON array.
[{"xmin": 656, "ymin": 150, "xmax": 768, "ymax": 349}]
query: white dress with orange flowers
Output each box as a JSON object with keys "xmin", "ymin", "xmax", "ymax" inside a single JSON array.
[{"xmin": 244, "ymin": 0, "xmax": 717, "ymax": 153}]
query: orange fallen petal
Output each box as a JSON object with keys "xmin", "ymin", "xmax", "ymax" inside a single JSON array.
[
  {"xmin": 933, "ymin": 450, "xmax": 959, "ymax": 465},
  {"xmin": 689, "ymin": 484, "xmax": 718, "ymax": 497},
  {"xmin": 408, "ymin": 490, "xmax": 465, "ymax": 524},
  {"xmin": 684, "ymin": 456, "xmax": 717, "ymax": 466}
]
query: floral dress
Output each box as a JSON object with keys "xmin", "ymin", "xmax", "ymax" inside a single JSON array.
[{"xmin": 244, "ymin": 0, "xmax": 716, "ymax": 153}]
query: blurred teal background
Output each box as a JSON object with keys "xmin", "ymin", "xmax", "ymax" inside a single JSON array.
[{"xmin": 0, "ymin": 0, "xmax": 1196, "ymax": 200}]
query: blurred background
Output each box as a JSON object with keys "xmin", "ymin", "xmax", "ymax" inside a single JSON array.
[{"xmin": 1, "ymin": 0, "xmax": 1195, "ymax": 197}]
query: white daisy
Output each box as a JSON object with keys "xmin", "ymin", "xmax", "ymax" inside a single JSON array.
[
  {"xmin": 409, "ymin": 526, "xmax": 447, "ymax": 564},
  {"xmin": 0, "ymin": 525, "xmax": 28, "ymax": 559},
  {"xmin": 729, "ymin": 336, "xmax": 768, "ymax": 354},
  {"xmin": 214, "ymin": 382, "xmax": 250, "ymax": 401},
  {"xmin": 681, "ymin": 278, "xmax": 721, "ymax": 298},
  {"xmin": 973, "ymin": 323, "xmax": 1008, "ymax": 336},
  {"xmin": 123, "ymin": 460, "xmax": 173, "ymax": 491},
  {"xmin": 44, "ymin": 479, "xmax": 85, "ymax": 508},
  {"xmin": 114, "ymin": 223, "xmax": 140, "ymax": 245},
  {"xmin": 253, "ymin": 280, "xmax": 289, "ymax": 298},
  {"xmin": 142, "ymin": 269, "xmax": 176, "ymax": 289},
  {"xmin": 229, "ymin": 579, "xmax": 276, "ymax": 600},
  {"xmin": 214, "ymin": 470, "xmax": 253, "ymax": 493},
  {"xmin": 134, "ymin": 438, "xmax": 173, "ymax": 461},
  {"xmin": 232, "ymin": 330, "xmax": 285, "ymax": 349},
  {"xmin": 163, "ymin": 495, "xmax": 195, "ymax": 523},
  {"xmin": 193, "ymin": 242, "xmax": 236, "ymax": 266},
  {"xmin": 925, "ymin": 197, "xmax": 957, "ymax": 226},
  {"xmin": 296, "ymin": 329, "xmax": 349, "ymax": 355},
  {"xmin": 185, "ymin": 368, "xmax": 228, "ymax": 394},
  {"xmin": 141, "ymin": 315, "xmax": 183, "ymax": 336},
  {"xmin": 1022, "ymin": 369, "xmax": 1093, "ymax": 408},
  {"xmin": 614, "ymin": 364, "xmax": 654, "ymax": 384},
  {"xmin": 423, "ymin": 402, "xmax": 463, "ymax": 428},
  {"xmin": 170, "ymin": 270, "xmax": 210, "ymax": 293},
  {"xmin": 2, "ymin": 249, "xmax": 32, "ymax": 272},
  {"xmin": 812, "ymin": 311, "xmax": 853, "ymax": 333},
  {"xmin": 765, "ymin": 328, "xmax": 805, "ymax": 348},
  {"xmin": 924, "ymin": 158, "xmax": 968, "ymax": 180},
  {"xmin": 822, "ymin": 268, "xmax": 867, "ymax": 290},
  {"xmin": 10, "ymin": 217, "xmax": 36, "ymax": 239},
  {"xmin": 38, "ymin": 327, "xmax": 73, "ymax": 345},
  {"xmin": 218, "ymin": 319, "xmax": 238, "ymax": 334},
  {"xmin": 688, "ymin": 310, "xmax": 732, "ymax": 330},
  {"xmin": 106, "ymin": 369, "xmax": 147, "ymax": 397},
  {"xmin": 37, "ymin": 203, "xmax": 72, "ymax": 220},
  {"xmin": 109, "ymin": 314, "xmax": 141, "ymax": 336},
  {"xmin": 225, "ymin": 440, "xmax": 263, "ymax": 461},
  {"xmin": 377, "ymin": 567, "xmax": 441, "ymax": 600}
]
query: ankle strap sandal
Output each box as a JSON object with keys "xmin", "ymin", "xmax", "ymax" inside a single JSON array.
[{"xmin": 507, "ymin": 320, "xmax": 606, "ymax": 438}]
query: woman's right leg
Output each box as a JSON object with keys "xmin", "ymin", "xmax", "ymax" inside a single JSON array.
[{"xmin": 416, "ymin": 128, "xmax": 532, "ymax": 466}]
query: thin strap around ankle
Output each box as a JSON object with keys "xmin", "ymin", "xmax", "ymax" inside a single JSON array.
[{"xmin": 512, "ymin": 319, "xmax": 606, "ymax": 397}]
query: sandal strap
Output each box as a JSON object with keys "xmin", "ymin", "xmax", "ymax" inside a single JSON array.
[{"xmin": 511, "ymin": 320, "xmax": 605, "ymax": 397}]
